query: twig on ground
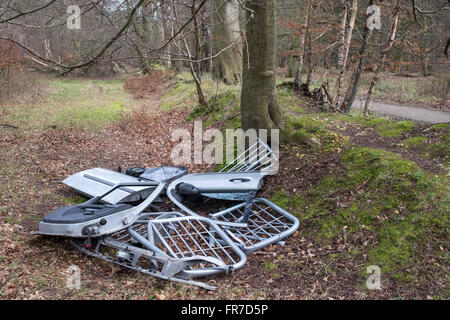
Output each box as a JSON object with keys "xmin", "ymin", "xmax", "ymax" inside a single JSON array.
[{"xmin": 0, "ymin": 123, "xmax": 19, "ymax": 129}]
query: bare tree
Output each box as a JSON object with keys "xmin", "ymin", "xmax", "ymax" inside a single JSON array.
[
  {"xmin": 293, "ymin": 0, "xmax": 312, "ymax": 89},
  {"xmin": 332, "ymin": 0, "xmax": 358, "ymax": 108},
  {"xmin": 340, "ymin": 1, "xmax": 376, "ymax": 113},
  {"xmin": 364, "ymin": 0, "xmax": 402, "ymax": 116}
]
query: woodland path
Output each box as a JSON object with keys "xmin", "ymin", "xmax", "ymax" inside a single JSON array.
[{"xmin": 352, "ymin": 99, "xmax": 450, "ymax": 123}]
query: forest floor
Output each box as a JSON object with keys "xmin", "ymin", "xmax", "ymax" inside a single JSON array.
[{"xmin": 0, "ymin": 72, "xmax": 448, "ymax": 300}]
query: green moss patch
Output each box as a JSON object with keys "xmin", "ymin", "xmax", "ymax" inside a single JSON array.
[
  {"xmin": 336, "ymin": 115, "xmax": 389, "ymax": 127},
  {"xmin": 402, "ymin": 136, "xmax": 427, "ymax": 147},
  {"xmin": 336, "ymin": 115, "xmax": 416, "ymax": 138},
  {"xmin": 281, "ymin": 116, "xmax": 349, "ymax": 153},
  {"xmin": 160, "ymin": 77, "xmax": 198, "ymax": 110},
  {"xmin": 186, "ymin": 91, "xmax": 240, "ymax": 128},
  {"xmin": 430, "ymin": 123, "xmax": 449, "ymax": 131},
  {"xmin": 272, "ymin": 147, "xmax": 449, "ymax": 282},
  {"xmin": 374, "ymin": 121, "xmax": 415, "ymax": 138}
]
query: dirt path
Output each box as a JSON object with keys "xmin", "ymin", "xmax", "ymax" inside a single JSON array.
[{"xmin": 352, "ymin": 99, "xmax": 450, "ymax": 123}]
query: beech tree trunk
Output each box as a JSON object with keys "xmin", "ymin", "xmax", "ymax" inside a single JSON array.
[
  {"xmin": 241, "ymin": 0, "xmax": 282, "ymax": 130},
  {"xmin": 287, "ymin": 35, "xmax": 300, "ymax": 78},
  {"xmin": 212, "ymin": 0, "xmax": 242, "ymax": 85},
  {"xmin": 364, "ymin": 0, "xmax": 401, "ymax": 116}
]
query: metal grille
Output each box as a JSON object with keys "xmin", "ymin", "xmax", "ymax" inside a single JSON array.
[
  {"xmin": 210, "ymin": 199, "xmax": 299, "ymax": 254},
  {"xmin": 220, "ymin": 138, "xmax": 278, "ymax": 173},
  {"xmin": 110, "ymin": 215, "xmax": 246, "ymax": 277}
]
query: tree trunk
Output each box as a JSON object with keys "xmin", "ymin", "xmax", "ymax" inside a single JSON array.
[
  {"xmin": 333, "ymin": 0, "xmax": 358, "ymax": 108},
  {"xmin": 212, "ymin": 0, "xmax": 242, "ymax": 85},
  {"xmin": 421, "ymin": 53, "xmax": 430, "ymax": 76},
  {"xmin": 159, "ymin": 4, "xmax": 171, "ymax": 69},
  {"xmin": 201, "ymin": 24, "xmax": 212, "ymax": 73},
  {"xmin": 340, "ymin": 27, "xmax": 373, "ymax": 113},
  {"xmin": 241, "ymin": 0, "xmax": 282, "ymax": 130},
  {"xmin": 293, "ymin": 0, "xmax": 312, "ymax": 89},
  {"xmin": 331, "ymin": 0, "xmax": 348, "ymax": 107},
  {"xmin": 170, "ymin": 12, "xmax": 183, "ymax": 72},
  {"xmin": 191, "ymin": 2, "xmax": 203, "ymax": 74},
  {"xmin": 173, "ymin": 3, "xmax": 207, "ymax": 106},
  {"xmin": 132, "ymin": 5, "xmax": 152, "ymax": 74},
  {"xmin": 364, "ymin": 0, "xmax": 401, "ymax": 116},
  {"xmin": 287, "ymin": 35, "xmax": 300, "ymax": 78}
]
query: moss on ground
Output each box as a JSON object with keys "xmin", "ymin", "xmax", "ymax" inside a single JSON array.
[
  {"xmin": 62, "ymin": 195, "xmax": 87, "ymax": 205},
  {"xmin": 160, "ymin": 77, "xmax": 198, "ymax": 110},
  {"xmin": 281, "ymin": 116, "xmax": 349, "ymax": 153},
  {"xmin": 186, "ymin": 91, "xmax": 240, "ymax": 128},
  {"xmin": 336, "ymin": 114, "xmax": 389, "ymax": 127},
  {"xmin": 402, "ymin": 136, "xmax": 427, "ymax": 148},
  {"xmin": 160, "ymin": 73, "xmax": 241, "ymax": 112},
  {"xmin": 278, "ymin": 87, "xmax": 306, "ymax": 113},
  {"xmin": 430, "ymin": 123, "xmax": 449, "ymax": 130},
  {"xmin": 336, "ymin": 115, "xmax": 416, "ymax": 138},
  {"xmin": 272, "ymin": 147, "xmax": 449, "ymax": 282},
  {"xmin": 400, "ymin": 126, "xmax": 449, "ymax": 165},
  {"xmin": 374, "ymin": 121, "xmax": 416, "ymax": 138}
]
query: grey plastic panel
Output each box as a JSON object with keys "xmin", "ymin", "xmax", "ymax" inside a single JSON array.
[
  {"xmin": 168, "ymin": 172, "xmax": 265, "ymax": 194},
  {"xmin": 63, "ymin": 168, "xmax": 155, "ymax": 204},
  {"xmin": 35, "ymin": 183, "xmax": 166, "ymax": 237}
]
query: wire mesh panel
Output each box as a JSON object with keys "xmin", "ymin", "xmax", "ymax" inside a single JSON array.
[
  {"xmin": 220, "ymin": 138, "xmax": 278, "ymax": 174},
  {"xmin": 106, "ymin": 214, "xmax": 246, "ymax": 278},
  {"xmin": 148, "ymin": 216, "xmax": 247, "ymax": 277},
  {"xmin": 209, "ymin": 198, "xmax": 299, "ymax": 254}
]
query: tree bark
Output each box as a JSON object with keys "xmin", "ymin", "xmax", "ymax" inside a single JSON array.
[
  {"xmin": 333, "ymin": 0, "xmax": 358, "ymax": 108},
  {"xmin": 241, "ymin": 0, "xmax": 282, "ymax": 130},
  {"xmin": 340, "ymin": 28, "xmax": 373, "ymax": 113},
  {"xmin": 191, "ymin": 2, "xmax": 203, "ymax": 74},
  {"xmin": 421, "ymin": 53, "xmax": 430, "ymax": 76},
  {"xmin": 364, "ymin": 0, "xmax": 401, "ymax": 116},
  {"xmin": 293, "ymin": 0, "xmax": 312, "ymax": 89},
  {"xmin": 132, "ymin": 3, "xmax": 152, "ymax": 74},
  {"xmin": 158, "ymin": 4, "xmax": 171, "ymax": 69},
  {"xmin": 173, "ymin": 3, "xmax": 207, "ymax": 106},
  {"xmin": 287, "ymin": 34, "xmax": 300, "ymax": 78},
  {"xmin": 331, "ymin": 0, "xmax": 348, "ymax": 107},
  {"xmin": 212, "ymin": 0, "xmax": 242, "ymax": 85}
]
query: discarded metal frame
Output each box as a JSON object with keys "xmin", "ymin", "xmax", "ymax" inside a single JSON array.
[{"xmin": 35, "ymin": 138, "xmax": 298, "ymax": 290}]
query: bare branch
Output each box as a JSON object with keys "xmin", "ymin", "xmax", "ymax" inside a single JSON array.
[{"xmin": 0, "ymin": 0, "xmax": 58, "ymax": 24}]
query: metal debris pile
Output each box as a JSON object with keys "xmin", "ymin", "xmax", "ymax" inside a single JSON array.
[{"xmin": 35, "ymin": 140, "xmax": 299, "ymax": 290}]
